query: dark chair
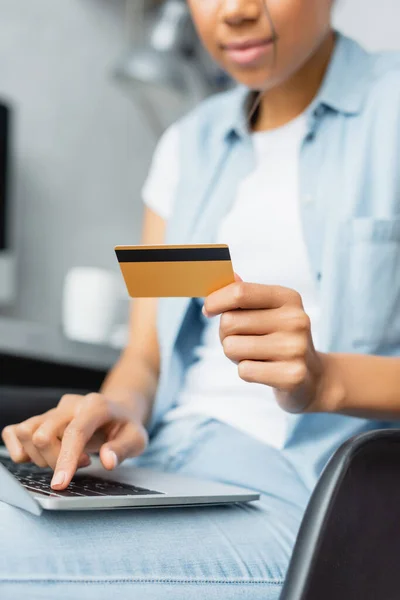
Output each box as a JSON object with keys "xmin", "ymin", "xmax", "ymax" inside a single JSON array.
[{"xmin": 281, "ymin": 429, "xmax": 400, "ymax": 600}]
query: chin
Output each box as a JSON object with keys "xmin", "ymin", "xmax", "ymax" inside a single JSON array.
[{"xmin": 225, "ymin": 67, "xmax": 276, "ymax": 92}]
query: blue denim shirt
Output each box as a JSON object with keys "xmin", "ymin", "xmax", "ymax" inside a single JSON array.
[{"xmin": 152, "ymin": 33, "xmax": 400, "ymax": 487}]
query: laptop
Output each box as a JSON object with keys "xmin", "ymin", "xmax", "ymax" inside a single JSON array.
[{"xmin": 0, "ymin": 448, "xmax": 259, "ymax": 516}]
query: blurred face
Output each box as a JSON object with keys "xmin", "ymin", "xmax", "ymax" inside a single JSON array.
[{"xmin": 188, "ymin": 0, "xmax": 334, "ymax": 90}]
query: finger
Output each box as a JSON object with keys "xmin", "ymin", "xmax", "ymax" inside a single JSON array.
[
  {"xmin": 222, "ymin": 333, "xmax": 308, "ymax": 363},
  {"xmin": 32, "ymin": 436, "xmax": 92, "ymax": 471},
  {"xmin": 204, "ymin": 283, "xmax": 302, "ymax": 317},
  {"xmin": 51, "ymin": 394, "xmax": 112, "ymax": 489},
  {"xmin": 1, "ymin": 426, "xmax": 30, "ymax": 463},
  {"xmin": 238, "ymin": 359, "xmax": 308, "ymax": 394},
  {"xmin": 100, "ymin": 422, "xmax": 148, "ymax": 470},
  {"xmin": 77, "ymin": 453, "xmax": 92, "ymax": 469},
  {"xmin": 14, "ymin": 416, "xmax": 49, "ymax": 467},
  {"xmin": 234, "ymin": 272, "xmax": 243, "ymax": 282},
  {"xmin": 18, "ymin": 441, "xmax": 47, "ymax": 467},
  {"xmin": 58, "ymin": 393, "xmax": 85, "ymax": 411},
  {"xmin": 219, "ymin": 308, "xmax": 280, "ymax": 339},
  {"xmin": 219, "ymin": 306, "xmax": 311, "ymax": 340},
  {"xmin": 31, "ymin": 411, "xmax": 73, "ymax": 469}
]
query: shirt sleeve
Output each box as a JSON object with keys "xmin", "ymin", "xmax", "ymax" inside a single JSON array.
[{"xmin": 141, "ymin": 124, "xmax": 180, "ymax": 222}]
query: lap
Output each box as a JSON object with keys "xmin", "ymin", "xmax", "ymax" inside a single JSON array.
[{"xmin": 0, "ymin": 417, "xmax": 311, "ymax": 600}]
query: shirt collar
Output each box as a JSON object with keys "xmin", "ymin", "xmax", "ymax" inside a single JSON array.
[
  {"xmin": 310, "ymin": 31, "xmax": 371, "ymax": 115},
  {"xmin": 219, "ymin": 32, "xmax": 372, "ymax": 141}
]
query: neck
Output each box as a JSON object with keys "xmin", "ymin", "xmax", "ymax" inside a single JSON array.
[{"xmin": 253, "ymin": 30, "xmax": 335, "ymax": 132}]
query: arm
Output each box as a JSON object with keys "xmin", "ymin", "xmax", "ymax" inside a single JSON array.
[
  {"xmin": 101, "ymin": 124, "xmax": 179, "ymax": 422},
  {"xmin": 317, "ymin": 353, "xmax": 400, "ymax": 420},
  {"xmin": 100, "ymin": 206, "xmax": 165, "ymax": 425}
]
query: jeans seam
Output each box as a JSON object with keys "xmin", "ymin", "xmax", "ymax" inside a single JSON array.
[{"xmin": 0, "ymin": 578, "xmax": 284, "ymax": 585}]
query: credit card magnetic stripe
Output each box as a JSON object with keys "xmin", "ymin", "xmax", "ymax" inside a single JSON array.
[{"xmin": 115, "ymin": 246, "xmax": 231, "ymax": 263}]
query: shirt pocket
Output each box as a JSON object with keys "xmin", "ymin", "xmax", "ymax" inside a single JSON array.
[{"xmin": 348, "ymin": 217, "xmax": 400, "ymax": 350}]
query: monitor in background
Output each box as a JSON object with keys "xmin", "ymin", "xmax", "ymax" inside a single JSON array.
[{"xmin": 0, "ymin": 101, "xmax": 15, "ymax": 304}]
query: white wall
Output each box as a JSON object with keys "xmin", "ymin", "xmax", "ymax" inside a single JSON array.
[
  {"xmin": 334, "ymin": 0, "xmax": 400, "ymax": 50},
  {"xmin": 0, "ymin": 0, "xmax": 154, "ymax": 326}
]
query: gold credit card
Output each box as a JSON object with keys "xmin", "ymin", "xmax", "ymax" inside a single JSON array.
[{"xmin": 115, "ymin": 244, "xmax": 234, "ymax": 298}]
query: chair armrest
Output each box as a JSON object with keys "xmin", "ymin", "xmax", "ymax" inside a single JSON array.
[{"xmin": 281, "ymin": 429, "xmax": 400, "ymax": 600}]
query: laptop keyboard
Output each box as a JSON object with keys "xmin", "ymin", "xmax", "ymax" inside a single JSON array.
[{"xmin": 0, "ymin": 456, "xmax": 162, "ymax": 497}]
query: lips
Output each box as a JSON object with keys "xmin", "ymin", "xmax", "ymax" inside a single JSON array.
[{"xmin": 222, "ymin": 37, "xmax": 275, "ymax": 67}]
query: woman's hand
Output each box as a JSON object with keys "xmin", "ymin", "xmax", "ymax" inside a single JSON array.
[
  {"xmin": 1, "ymin": 392, "xmax": 148, "ymax": 490},
  {"xmin": 203, "ymin": 280, "xmax": 325, "ymax": 414}
]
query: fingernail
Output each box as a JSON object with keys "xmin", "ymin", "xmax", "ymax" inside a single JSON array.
[
  {"xmin": 51, "ymin": 471, "xmax": 66, "ymax": 488},
  {"xmin": 105, "ymin": 449, "xmax": 118, "ymax": 469},
  {"xmin": 202, "ymin": 305, "xmax": 208, "ymax": 318}
]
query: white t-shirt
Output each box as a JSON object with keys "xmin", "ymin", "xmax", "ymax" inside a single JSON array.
[{"xmin": 142, "ymin": 114, "xmax": 320, "ymax": 449}]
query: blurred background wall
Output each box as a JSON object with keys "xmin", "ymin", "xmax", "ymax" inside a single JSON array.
[
  {"xmin": 334, "ymin": 0, "xmax": 400, "ymax": 51},
  {"xmin": 0, "ymin": 0, "xmax": 154, "ymax": 327},
  {"xmin": 0, "ymin": 0, "xmax": 399, "ymax": 329}
]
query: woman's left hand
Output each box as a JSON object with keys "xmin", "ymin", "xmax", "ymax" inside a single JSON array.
[{"xmin": 203, "ymin": 279, "xmax": 325, "ymax": 414}]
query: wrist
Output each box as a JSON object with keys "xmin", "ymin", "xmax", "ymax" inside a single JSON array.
[{"xmin": 312, "ymin": 353, "xmax": 346, "ymax": 414}]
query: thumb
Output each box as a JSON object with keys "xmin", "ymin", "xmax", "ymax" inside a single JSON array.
[
  {"xmin": 234, "ymin": 272, "xmax": 243, "ymax": 282},
  {"xmin": 99, "ymin": 422, "xmax": 148, "ymax": 470}
]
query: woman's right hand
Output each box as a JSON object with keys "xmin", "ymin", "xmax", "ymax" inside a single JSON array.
[{"xmin": 1, "ymin": 392, "xmax": 149, "ymax": 490}]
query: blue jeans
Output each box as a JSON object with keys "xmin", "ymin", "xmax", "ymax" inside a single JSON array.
[{"xmin": 0, "ymin": 416, "xmax": 312, "ymax": 600}]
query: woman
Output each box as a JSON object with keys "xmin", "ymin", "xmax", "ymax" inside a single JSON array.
[{"xmin": 2, "ymin": 1, "xmax": 400, "ymax": 598}]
